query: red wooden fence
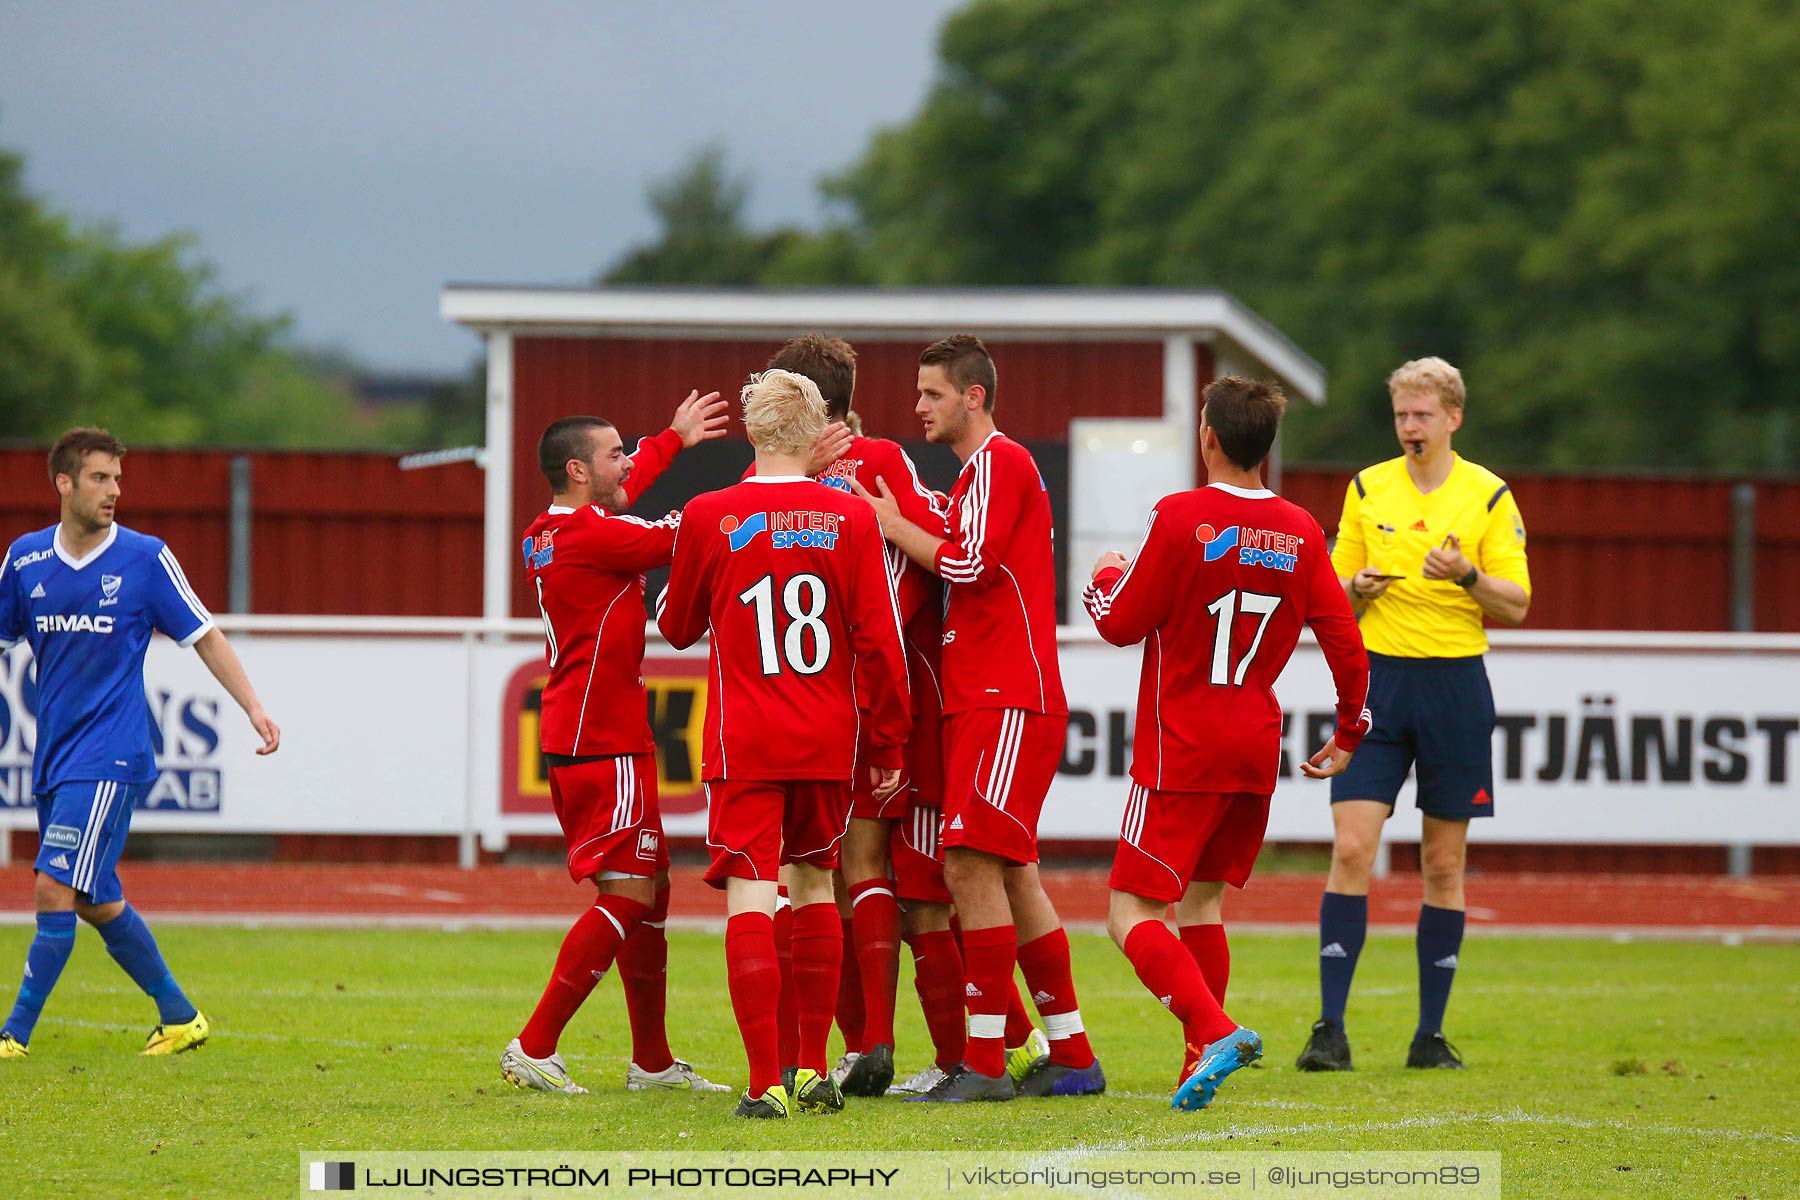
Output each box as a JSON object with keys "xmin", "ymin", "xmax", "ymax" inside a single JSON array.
[{"xmin": 3, "ymin": 446, "xmax": 1792, "ymax": 631}]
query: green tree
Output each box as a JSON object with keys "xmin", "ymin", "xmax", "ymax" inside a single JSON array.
[
  {"xmin": 644, "ymin": 0, "xmax": 1799, "ymax": 473},
  {"xmin": 0, "ymin": 143, "xmax": 417, "ymax": 448}
]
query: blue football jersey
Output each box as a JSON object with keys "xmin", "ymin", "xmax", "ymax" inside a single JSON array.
[{"xmin": 0, "ymin": 523, "xmax": 213, "ymax": 795}]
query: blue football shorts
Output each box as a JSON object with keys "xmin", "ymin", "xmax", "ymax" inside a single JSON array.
[
  {"xmin": 1330, "ymin": 654, "xmax": 1496, "ymax": 820},
  {"xmin": 35, "ymin": 779, "xmax": 144, "ymax": 904}
]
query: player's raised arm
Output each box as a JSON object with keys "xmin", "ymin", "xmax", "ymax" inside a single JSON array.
[
  {"xmin": 623, "ymin": 389, "xmax": 727, "ymax": 507},
  {"xmin": 587, "ymin": 509, "xmax": 683, "ymax": 574},
  {"xmin": 653, "ymin": 512, "xmax": 712, "ymax": 651},
  {"xmin": 1082, "ymin": 508, "xmax": 1175, "ymax": 647}
]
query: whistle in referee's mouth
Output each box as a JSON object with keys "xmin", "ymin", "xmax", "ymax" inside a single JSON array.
[{"xmin": 1408, "ymin": 440, "xmax": 1425, "ymax": 455}]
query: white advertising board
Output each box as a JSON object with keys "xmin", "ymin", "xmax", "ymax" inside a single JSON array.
[{"xmin": 2, "ymin": 624, "xmax": 1794, "ymax": 847}]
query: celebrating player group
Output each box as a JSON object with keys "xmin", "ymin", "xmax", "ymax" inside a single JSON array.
[{"xmin": 503, "ymin": 332, "xmax": 1379, "ymax": 1120}]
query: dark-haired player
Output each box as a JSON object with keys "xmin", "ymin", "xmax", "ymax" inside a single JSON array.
[
  {"xmin": 857, "ymin": 334, "xmax": 1102, "ymax": 1101},
  {"xmin": 2, "ymin": 428, "xmax": 280, "ymax": 1060},
  {"xmin": 501, "ymin": 387, "xmax": 733, "ymax": 1096},
  {"xmin": 1084, "ymin": 377, "xmax": 1370, "ymax": 1110}
]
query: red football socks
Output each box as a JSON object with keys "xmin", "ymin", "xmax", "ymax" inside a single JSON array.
[
  {"xmin": 906, "ymin": 928, "xmax": 967, "ymax": 1070},
  {"xmin": 615, "ymin": 884, "xmax": 673, "ymax": 1073},
  {"xmin": 833, "ymin": 914, "xmax": 864, "ymax": 1054},
  {"xmin": 1180, "ymin": 922, "xmax": 1231, "ymax": 1005},
  {"xmin": 791, "ymin": 903, "xmax": 844, "ymax": 1075},
  {"xmin": 849, "ymin": 879, "xmax": 901, "ymax": 1051},
  {"xmin": 519, "ymin": 894, "xmax": 649, "ymax": 1059},
  {"xmin": 725, "ymin": 911, "xmax": 783, "ymax": 1098},
  {"xmin": 773, "ymin": 896, "xmax": 798, "ymax": 1070},
  {"xmin": 1016, "ymin": 928, "xmax": 1095, "ymax": 1068},
  {"xmin": 1124, "ymin": 920, "xmax": 1235, "ymax": 1050},
  {"xmin": 959, "ymin": 924, "xmax": 1016, "ymax": 1077}
]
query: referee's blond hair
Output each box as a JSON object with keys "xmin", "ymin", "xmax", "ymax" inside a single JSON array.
[
  {"xmin": 742, "ymin": 368, "xmax": 827, "ymax": 459},
  {"xmin": 1387, "ymin": 357, "xmax": 1466, "ymax": 413}
]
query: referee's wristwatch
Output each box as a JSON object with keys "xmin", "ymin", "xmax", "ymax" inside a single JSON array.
[{"xmin": 1455, "ymin": 566, "xmax": 1478, "ymax": 588}]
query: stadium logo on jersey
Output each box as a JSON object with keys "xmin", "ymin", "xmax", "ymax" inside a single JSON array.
[
  {"xmin": 35, "ymin": 614, "xmax": 115, "ymax": 634},
  {"xmin": 11, "ymin": 547, "xmax": 53, "ymax": 570},
  {"xmin": 721, "ymin": 512, "xmax": 769, "ymax": 551},
  {"xmin": 1196, "ymin": 524, "xmax": 1302, "ymax": 572},
  {"xmin": 521, "ymin": 530, "xmax": 554, "ymax": 570}
]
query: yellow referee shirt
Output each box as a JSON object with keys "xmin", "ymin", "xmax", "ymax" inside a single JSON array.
[{"xmin": 1330, "ymin": 454, "xmax": 1531, "ymax": 658}]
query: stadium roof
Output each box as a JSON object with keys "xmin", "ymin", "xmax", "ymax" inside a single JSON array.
[{"xmin": 440, "ymin": 285, "xmax": 1326, "ymax": 405}]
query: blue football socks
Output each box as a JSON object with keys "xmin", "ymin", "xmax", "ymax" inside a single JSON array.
[
  {"xmin": 98, "ymin": 905, "xmax": 197, "ymax": 1025},
  {"xmin": 4, "ymin": 911, "xmax": 79, "ymax": 1046},
  {"xmin": 1415, "ymin": 903, "xmax": 1465, "ymax": 1038},
  {"xmin": 1317, "ymin": 891, "xmax": 1368, "ymax": 1026}
]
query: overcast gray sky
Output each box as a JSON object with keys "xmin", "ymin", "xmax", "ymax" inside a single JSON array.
[{"xmin": 0, "ymin": 1, "xmax": 962, "ymax": 373}]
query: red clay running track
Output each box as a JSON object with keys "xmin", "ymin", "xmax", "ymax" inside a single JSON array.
[{"xmin": 2, "ymin": 864, "xmax": 1796, "ymax": 938}]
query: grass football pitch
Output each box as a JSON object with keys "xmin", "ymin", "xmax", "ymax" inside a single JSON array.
[{"xmin": 1, "ymin": 923, "xmax": 1794, "ymax": 1198}]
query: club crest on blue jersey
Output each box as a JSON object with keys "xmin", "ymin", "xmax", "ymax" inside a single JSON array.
[
  {"xmin": 1196, "ymin": 524, "xmax": 1301, "ymax": 572},
  {"xmin": 100, "ymin": 573, "xmax": 122, "ymax": 606}
]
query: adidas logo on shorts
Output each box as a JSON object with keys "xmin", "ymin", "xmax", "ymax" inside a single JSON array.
[
  {"xmin": 948, "ymin": 816, "xmax": 963, "ymax": 831},
  {"xmin": 1320, "ymin": 942, "xmax": 1348, "ymax": 958},
  {"xmin": 48, "ymin": 853, "xmax": 70, "ymax": 870},
  {"xmin": 1433, "ymin": 955, "xmax": 1459, "ymax": 969}
]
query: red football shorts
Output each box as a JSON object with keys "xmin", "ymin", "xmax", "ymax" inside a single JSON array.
[
  {"xmin": 548, "ymin": 753, "xmax": 668, "ymax": 883},
  {"xmin": 941, "ymin": 708, "xmax": 1067, "ymax": 866},
  {"xmin": 850, "ymin": 724, "xmax": 911, "ymax": 821},
  {"xmin": 703, "ymin": 778, "xmax": 852, "ymax": 888},
  {"xmin": 890, "ymin": 804, "xmax": 950, "ymax": 905},
  {"xmin": 1108, "ymin": 784, "xmax": 1272, "ymax": 902}
]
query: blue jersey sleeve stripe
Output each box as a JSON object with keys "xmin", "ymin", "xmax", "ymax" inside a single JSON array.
[
  {"xmin": 1352, "ymin": 472, "xmax": 1366, "ymax": 499},
  {"xmin": 157, "ymin": 546, "xmax": 213, "ymax": 627},
  {"xmin": 1486, "ymin": 484, "xmax": 1510, "ymax": 512}
]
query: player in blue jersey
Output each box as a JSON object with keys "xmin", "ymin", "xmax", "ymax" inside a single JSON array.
[{"xmin": 0, "ymin": 428, "xmax": 280, "ymax": 1059}]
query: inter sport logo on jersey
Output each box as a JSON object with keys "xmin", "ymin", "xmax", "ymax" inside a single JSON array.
[
  {"xmin": 721, "ymin": 511, "xmax": 842, "ymax": 551},
  {"xmin": 1196, "ymin": 524, "xmax": 1302, "ymax": 573},
  {"xmin": 522, "ymin": 530, "xmax": 554, "ymax": 570}
]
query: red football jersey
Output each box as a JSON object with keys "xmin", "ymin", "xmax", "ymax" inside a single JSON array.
[
  {"xmin": 933, "ymin": 432, "xmax": 1067, "ymax": 717},
  {"xmin": 521, "ymin": 428, "xmax": 683, "ymax": 758},
  {"xmin": 656, "ymin": 475, "xmax": 911, "ymax": 781},
  {"xmin": 1083, "ymin": 482, "xmax": 1371, "ymax": 794},
  {"xmin": 743, "ymin": 434, "xmax": 947, "ymax": 779}
]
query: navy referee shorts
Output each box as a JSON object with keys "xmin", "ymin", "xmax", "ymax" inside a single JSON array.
[{"xmin": 1330, "ymin": 653, "xmax": 1496, "ymax": 820}]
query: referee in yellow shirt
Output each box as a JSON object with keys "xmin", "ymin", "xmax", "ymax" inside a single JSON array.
[{"xmin": 1295, "ymin": 357, "xmax": 1530, "ymax": 1073}]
